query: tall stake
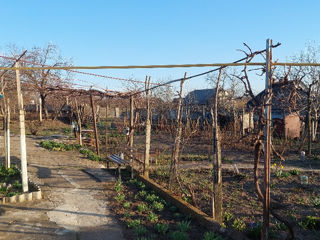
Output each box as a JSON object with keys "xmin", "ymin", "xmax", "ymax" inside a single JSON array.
[
  {"xmin": 15, "ymin": 62, "xmax": 28, "ymax": 192},
  {"xmin": 212, "ymin": 69, "xmax": 223, "ymax": 223},
  {"xmin": 169, "ymin": 72, "xmax": 186, "ymax": 189},
  {"xmin": 144, "ymin": 76, "xmax": 151, "ymax": 178},
  {"xmin": 5, "ymin": 98, "xmax": 10, "ymax": 169},
  {"xmin": 129, "ymin": 96, "xmax": 135, "ymax": 178},
  {"xmin": 263, "ymin": 38, "xmax": 272, "ymax": 240},
  {"xmin": 105, "ymin": 103, "xmax": 108, "ymax": 155},
  {"xmin": 90, "ymin": 92, "xmax": 100, "ymax": 156}
]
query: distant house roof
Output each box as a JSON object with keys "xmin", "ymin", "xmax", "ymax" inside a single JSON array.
[
  {"xmin": 247, "ymin": 80, "xmax": 308, "ymax": 117},
  {"xmin": 184, "ymin": 88, "xmax": 216, "ymax": 105}
]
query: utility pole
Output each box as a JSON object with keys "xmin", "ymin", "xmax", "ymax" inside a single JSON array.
[
  {"xmin": 15, "ymin": 62, "xmax": 29, "ymax": 193},
  {"xmin": 90, "ymin": 91, "xmax": 100, "ymax": 156},
  {"xmin": 262, "ymin": 38, "xmax": 272, "ymax": 240}
]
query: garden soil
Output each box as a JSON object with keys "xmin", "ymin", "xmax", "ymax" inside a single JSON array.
[{"xmin": 0, "ymin": 135, "xmax": 124, "ymax": 240}]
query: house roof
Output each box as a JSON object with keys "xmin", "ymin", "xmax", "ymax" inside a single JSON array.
[
  {"xmin": 183, "ymin": 88, "xmax": 216, "ymax": 105},
  {"xmin": 247, "ymin": 80, "xmax": 308, "ymax": 116}
]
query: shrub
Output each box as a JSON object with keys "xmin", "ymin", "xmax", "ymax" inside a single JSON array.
[
  {"xmin": 137, "ymin": 203, "xmax": 148, "ymax": 212},
  {"xmin": 145, "ymin": 194, "xmax": 158, "ymax": 202},
  {"xmin": 114, "ymin": 193, "xmax": 125, "ymax": 202},
  {"xmin": 114, "ymin": 181, "xmax": 123, "ymax": 192},
  {"xmin": 134, "ymin": 225, "xmax": 147, "ymax": 236},
  {"xmin": 171, "ymin": 231, "xmax": 188, "ymax": 240},
  {"xmin": 154, "ymin": 223, "xmax": 169, "ymax": 235},
  {"xmin": 124, "ymin": 211, "xmax": 131, "ymax": 218},
  {"xmin": 299, "ymin": 216, "xmax": 320, "ymax": 230},
  {"xmin": 289, "ymin": 169, "xmax": 300, "ymax": 176},
  {"xmin": 148, "ymin": 212, "xmax": 158, "ymax": 222},
  {"xmin": 127, "ymin": 219, "xmax": 141, "ymax": 228},
  {"xmin": 232, "ymin": 218, "xmax": 246, "ymax": 231},
  {"xmin": 313, "ymin": 197, "xmax": 320, "ymax": 208},
  {"xmin": 152, "ymin": 201, "xmax": 164, "ymax": 212},
  {"xmin": 203, "ymin": 231, "xmax": 225, "ymax": 240},
  {"xmin": 177, "ymin": 220, "xmax": 191, "ymax": 232},
  {"xmin": 123, "ymin": 201, "xmax": 131, "ymax": 209},
  {"xmin": 246, "ymin": 222, "xmax": 262, "ymax": 239},
  {"xmin": 223, "ymin": 211, "xmax": 234, "ymax": 223}
]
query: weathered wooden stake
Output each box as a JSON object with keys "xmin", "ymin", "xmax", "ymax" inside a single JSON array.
[
  {"xmin": 4, "ymin": 98, "xmax": 10, "ymax": 169},
  {"xmin": 212, "ymin": 69, "xmax": 223, "ymax": 223},
  {"xmin": 262, "ymin": 38, "xmax": 272, "ymax": 240},
  {"xmin": 90, "ymin": 92, "xmax": 100, "ymax": 156},
  {"xmin": 15, "ymin": 62, "xmax": 28, "ymax": 193},
  {"xmin": 105, "ymin": 104, "xmax": 108, "ymax": 155},
  {"xmin": 144, "ymin": 76, "xmax": 151, "ymax": 178},
  {"xmin": 129, "ymin": 96, "xmax": 135, "ymax": 179}
]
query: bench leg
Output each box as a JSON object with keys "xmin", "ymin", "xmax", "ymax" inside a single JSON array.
[{"xmin": 118, "ymin": 165, "xmax": 121, "ymax": 181}]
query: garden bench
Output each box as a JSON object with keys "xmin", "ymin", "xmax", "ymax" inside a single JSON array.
[{"xmin": 107, "ymin": 154, "xmax": 129, "ymax": 181}]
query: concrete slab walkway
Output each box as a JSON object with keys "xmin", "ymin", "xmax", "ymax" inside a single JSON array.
[{"xmin": 0, "ymin": 136, "xmax": 124, "ymax": 240}]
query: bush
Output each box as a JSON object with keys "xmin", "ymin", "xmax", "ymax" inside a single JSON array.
[
  {"xmin": 171, "ymin": 231, "xmax": 188, "ymax": 240},
  {"xmin": 154, "ymin": 223, "xmax": 169, "ymax": 235},
  {"xmin": 223, "ymin": 211, "xmax": 234, "ymax": 223},
  {"xmin": 137, "ymin": 203, "xmax": 148, "ymax": 212},
  {"xmin": 313, "ymin": 197, "xmax": 320, "ymax": 208},
  {"xmin": 152, "ymin": 201, "xmax": 164, "ymax": 212},
  {"xmin": 203, "ymin": 231, "xmax": 225, "ymax": 240},
  {"xmin": 289, "ymin": 169, "xmax": 300, "ymax": 176},
  {"xmin": 177, "ymin": 220, "xmax": 191, "ymax": 232},
  {"xmin": 123, "ymin": 201, "xmax": 131, "ymax": 209},
  {"xmin": 246, "ymin": 222, "xmax": 262, "ymax": 239},
  {"xmin": 134, "ymin": 225, "xmax": 147, "ymax": 236},
  {"xmin": 148, "ymin": 212, "xmax": 158, "ymax": 222},
  {"xmin": 299, "ymin": 216, "xmax": 320, "ymax": 230},
  {"xmin": 114, "ymin": 193, "xmax": 125, "ymax": 202},
  {"xmin": 232, "ymin": 218, "xmax": 246, "ymax": 231},
  {"xmin": 127, "ymin": 219, "xmax": 141, "ymax": 228}
]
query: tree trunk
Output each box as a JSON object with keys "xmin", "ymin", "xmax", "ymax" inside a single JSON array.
[
  {"xmin": 307, "ymin": 89, "xmax": 312, "ymax": 156},
  {"xmin": 169, "ymin": 73, "xmax": 186, "ymax": 189},
  {"xmin": 129, "ymin": 96, "xmax": 135, "ymax": 179}
]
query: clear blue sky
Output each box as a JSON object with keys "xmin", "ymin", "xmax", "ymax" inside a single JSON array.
[{"xmin": 1, "ymin": 1, "xmax": 320, "ymax": 93}]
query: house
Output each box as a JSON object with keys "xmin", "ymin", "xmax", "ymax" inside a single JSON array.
[{"xmin": 247, "ymin": 79, "xmax": 308, "ymax": 139}]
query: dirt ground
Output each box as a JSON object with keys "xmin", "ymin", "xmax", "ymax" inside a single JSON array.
[{"xmin": 0, "ymin": 135, "xmax": 124, "ymax": 240}]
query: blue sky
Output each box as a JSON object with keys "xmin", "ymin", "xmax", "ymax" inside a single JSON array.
[{"xmin": 1, "ymin": 1, "xmax": 320, "ymax": 93}]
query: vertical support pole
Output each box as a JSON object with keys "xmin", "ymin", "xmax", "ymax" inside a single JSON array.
[
  {"xmin": 90, "ymin": 92, "xmax": 100, "ymax": 156},
  {"xmin": 263, "ymin": 38, "xmax": 272, "ymax": 240},
  {"xmin": 129, "ymin": 96, "xmax": 135, "ymax": 179},
  {"xmin": 105, "ymin": 103, "xmax": 108, "ymax": 155},
  {"xmin": 242, "ymin": 108, "xmax": 245, "ymax": 136},
  {"xmin": 144, "ymin": 76, "xmax": 151, "ymax": 178},
  {"xmin": 15, "ymin": 62, "xmax": 28, "ymax": 193},
  {"xmin": 5, "ymin": 98, "xmax": 10, "ymax": 169},
  {"xmin": 39, "ymin": 97, "xmax": 43, "ymax": 122},
  {"xmin": 212, "ymin": 69, "xmax": 223, "ymax": 224}
]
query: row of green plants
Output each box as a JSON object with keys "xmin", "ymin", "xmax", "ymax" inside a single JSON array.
[
  {"xmin": 113, "ymin": 178, "xmax": 226, "ymax": 240},
  {"xmin": 39, "ymin": 140, "xmax": 103, "ymax": 161},
  {"xmin": 0, "ymin": 164, "xmax": 23, "ymax": 197}
]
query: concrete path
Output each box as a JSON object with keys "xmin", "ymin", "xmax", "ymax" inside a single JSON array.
[{"xmin": 0, "ymin": 136, "xmax": 124, "ymax": 240}]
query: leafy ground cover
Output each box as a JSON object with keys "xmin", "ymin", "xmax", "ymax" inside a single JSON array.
[
  {"xmin": 0, "ymin": 164, "xmax": 37, "ymax": 198},
  {"xmin": 39, "ymin": 140, "xmax": 104, "ymax": 162},
  {"xmin": 150, "ymin": 168, "xmax": 320, "ymax": 239},
  {"xmin": 105, "ymin": 170, "xmax": 227, "ymax": 240}
]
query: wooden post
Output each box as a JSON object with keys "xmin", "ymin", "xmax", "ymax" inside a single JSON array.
[
  {"xmin": 4, "ymin": 98, "xmax": 10, "ymax": 169},
  {"xmin": 39, "ymin": 97, "xmax": 43, "ymax": 122},
  {"xmin": 105, "ymin": 104, "xmax": 108, "ymax": 155},
  {"xmin": 262, "ymin": 38, "xmax": 272, "ymax": 240},
  {"xmin": 129, "ymin": 96, "xmax": 135, "ymax": 179},
  {"xmin": 212, "ymin": 69, "xmax": 223, "ymax": 223},
  {"xmin": 169, "ymin": 72, "xmax": 186, "ymax": 189},
  {"xmin": 90, "ymin": 92, "xmax": 100, "ymax": 156},
  {"xmin": 15, "ymin": 62, "xmax": 28, "ymax": 193},
  {"xmin": 144, "ymin": 76, "xmax": 151, "ymax": 178}
]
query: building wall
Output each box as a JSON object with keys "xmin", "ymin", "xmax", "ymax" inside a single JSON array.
[{"xmin": 284, "ymin": 113, "xmax": 300, "ymax": 139}]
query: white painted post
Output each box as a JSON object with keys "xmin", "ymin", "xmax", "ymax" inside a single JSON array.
[
  {"xmin": 15, "ymin": 62, "xmax": 28, "ymax": 193},
  {"xmin": 39, "ymin": 97, "xmax": 42, "ymax": 122}
]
